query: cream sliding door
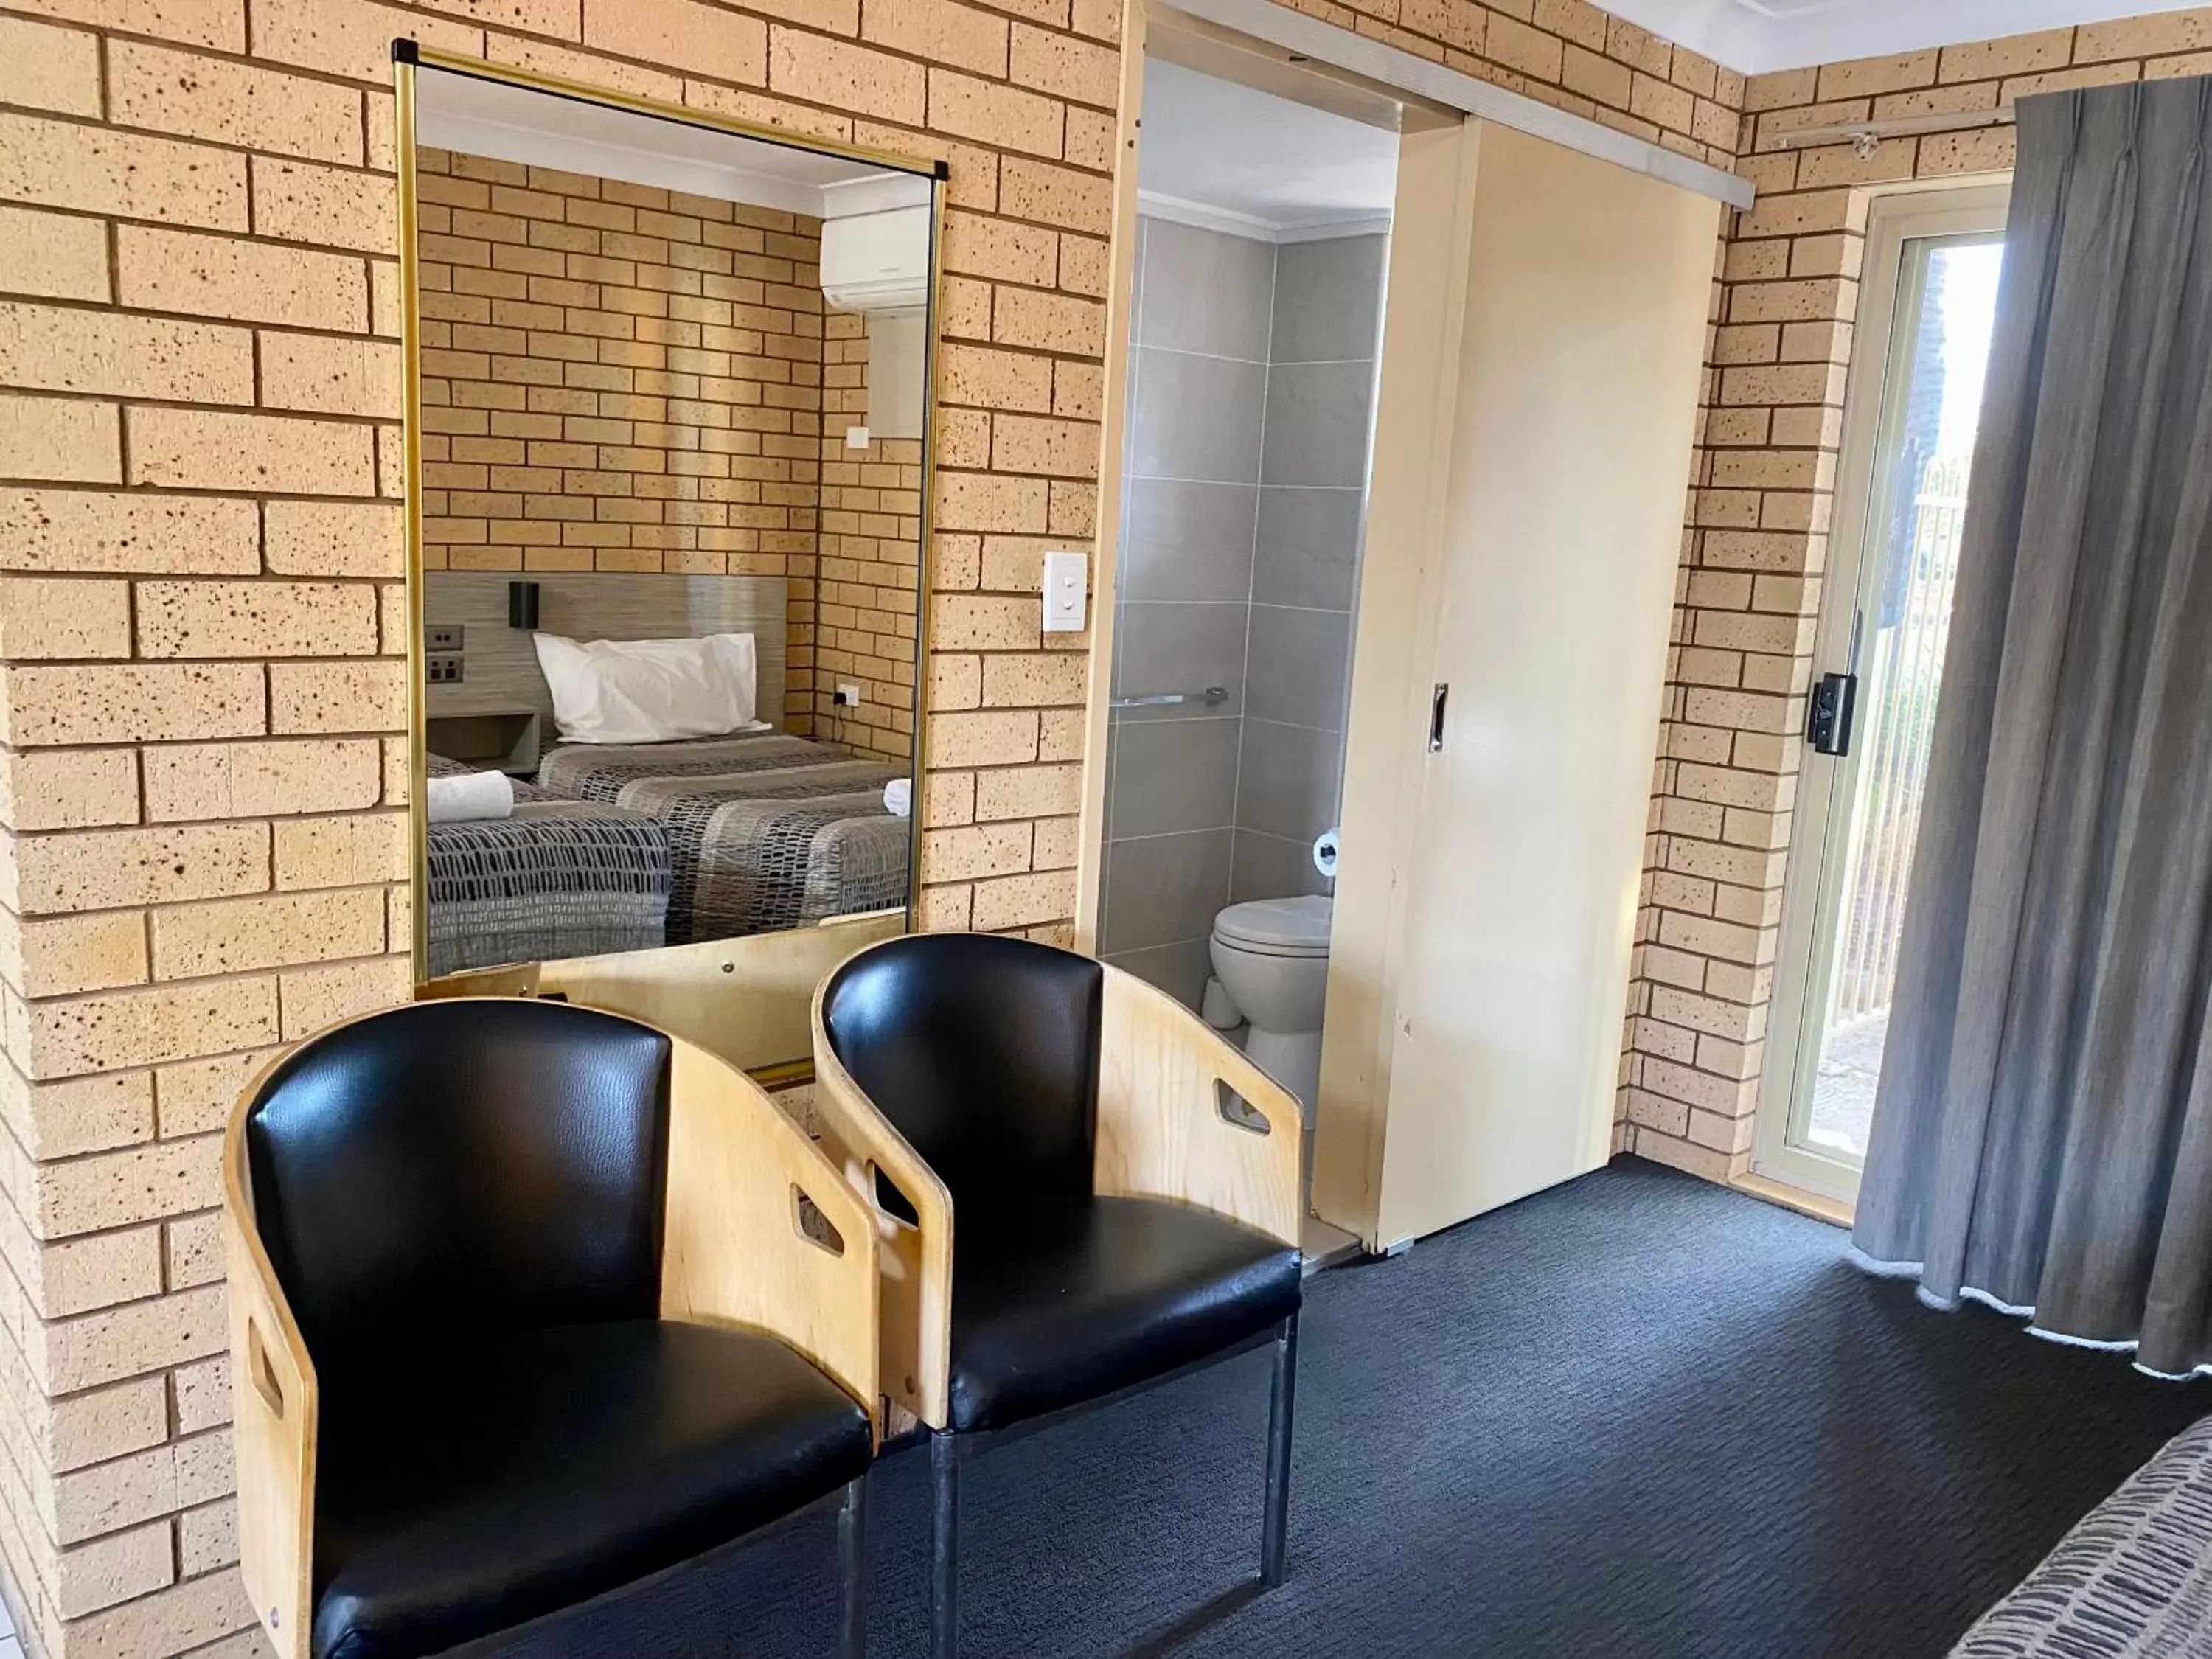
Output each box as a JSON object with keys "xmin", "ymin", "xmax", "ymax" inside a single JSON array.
[{"xmin": 1318, "ymin": 119, "xmax": 1717, "ymax": 1248}]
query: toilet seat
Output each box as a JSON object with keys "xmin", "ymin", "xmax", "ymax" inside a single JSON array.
[{"xmin": 1212, "ymin": 895, "xmax": 1332, "ymax": 958}]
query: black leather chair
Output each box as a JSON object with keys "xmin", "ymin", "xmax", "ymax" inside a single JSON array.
[
  {"xmin": 810, "ymin": 934, "xmax": 1306, "ymax": 1658},
  {"xmin": 223, "ymin": 998, "xmax": 882, "ymax": 1659}
]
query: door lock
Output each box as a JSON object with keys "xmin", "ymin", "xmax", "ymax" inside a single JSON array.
[{"xmin": 1806, "ymin": 672, "xmax": 1858, "ymax": 757}]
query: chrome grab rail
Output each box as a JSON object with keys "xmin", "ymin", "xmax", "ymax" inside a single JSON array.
[{"xmin": 1110, "ymin": 686, "xmax": 1229, "ymax": 710}]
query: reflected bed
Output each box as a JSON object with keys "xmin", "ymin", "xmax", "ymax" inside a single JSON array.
[
  {"xmin": 534, "ymin": 733, "xmax": 910, "ymax": 942},
  {"xmin": 423, "ymin": 758, "xmax": 672, "ymax": 977}
]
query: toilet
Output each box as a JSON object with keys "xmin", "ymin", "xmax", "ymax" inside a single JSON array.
[{"xmin": 1207, "ymin": 894, "xmax": 1334, "ymax": 1113}]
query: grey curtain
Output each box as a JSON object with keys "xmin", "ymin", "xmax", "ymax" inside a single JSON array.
[{"xmin": 1854, "ymin": 79, "xmax": 2212, "ymax": 1378}]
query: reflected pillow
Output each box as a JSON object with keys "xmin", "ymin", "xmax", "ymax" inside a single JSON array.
[{"xmin": 532, "ymin": 631, "xmax": 766, "ymax": 745}]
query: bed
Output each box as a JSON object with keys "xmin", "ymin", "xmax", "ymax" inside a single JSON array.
[
  {"xmin": 532, "ymin": 732, "xmax": 911, "ymax": 942},
  {"xmin": 1952, "ymin": 1414, "xmax": 2212, "ymax": 1656},
  {"xmin": 423, "ymin": 759, "xmax": 672, "ymax": 977}
]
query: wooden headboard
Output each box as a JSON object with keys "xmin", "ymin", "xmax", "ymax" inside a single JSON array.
[{"xmin": 422, "ymin": 572, "xmax": 789, "ymax": 731}]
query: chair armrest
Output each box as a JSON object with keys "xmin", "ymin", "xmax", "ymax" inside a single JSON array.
[
  {"xmin": 223, "ymin": 1093, "xmax": 318, "ymax": 1659},
  {"xmin": 658, "ymin": 1038, "xmax": 883, "ymax": 1440},
  {"xmin": 808, "ymin": 981, "xmax": 956, "ymax": 1431},
  {"xmin": 1094, "ymin": 964, "xmax": 1305, "ymax": 1248}
]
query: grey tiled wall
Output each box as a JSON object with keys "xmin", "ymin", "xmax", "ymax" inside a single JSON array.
[
  {"xmin": 1101, "ymin": 218, "xmax": 1385, "ymax": 1008},
  {"xmin": 1236, "ymin": 234, "xmax": 1384, "ymax": 907}
]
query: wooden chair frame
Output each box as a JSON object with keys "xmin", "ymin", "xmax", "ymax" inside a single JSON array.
[
  {"xmin": 809, "ymin": 941, "xmax": 1307, "ymax": 1657},
  {"xmin": 809, "ymin": 946, "xmax": 1304, "ymax": 1431},
  {"xmin": 223, "ymin": 999, "xmax": 883, "ymax": 1659}
]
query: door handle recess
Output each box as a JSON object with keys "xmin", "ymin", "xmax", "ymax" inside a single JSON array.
[{"xmin": 1429, "ymin": 683, "xmax": 1449, "ymax": 752}]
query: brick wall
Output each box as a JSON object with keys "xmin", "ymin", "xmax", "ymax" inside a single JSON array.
[
  {"xmin": 815, "ymin": 313, "xmax": 922, "ymax": 762},
  {"xmin": 415, "ymin": 145, "xmax": 851, "ymax": 734},
  {"xmin": 1617, "ymin": 10, "xmax": 2212, "ymax": 1180},
  {"xmin": 0, "ymin": 1, "xmax": 1124, "ymax": 1652},
  {"xmin": 415, "ymin": 142, "xmax": 828, "ymax": 585}
]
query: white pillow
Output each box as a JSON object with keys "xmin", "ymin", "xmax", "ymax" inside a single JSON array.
[{"xmin": 532, "ymin": 631, "xmax": 766, "ymax": 745}]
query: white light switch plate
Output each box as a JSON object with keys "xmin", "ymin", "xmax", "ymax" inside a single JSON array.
[{"xmin": 1043, "ymin": 549, "xmax": 1087, "ymax": 633}]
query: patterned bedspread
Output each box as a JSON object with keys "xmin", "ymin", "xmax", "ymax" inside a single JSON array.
[
  {"xmin": 1953, "ymin": 1415, "xmax": 2212, "ymax": 1657},
  {"xmin": 425, "ymin": 759, "xmax": 670, "ymax": 976},
  {"xmin": 534, "ymin": 734, "xmax": 911, "ymax": 941}
]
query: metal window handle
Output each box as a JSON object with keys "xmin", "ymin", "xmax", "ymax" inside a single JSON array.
[
  {"xmin": 1430, "ymin": 683, "xmax": 1449, "ymax": 752},
  {"xmin": 1111, "ymin": 686, "xmax": 1228, "ymax": 709}
]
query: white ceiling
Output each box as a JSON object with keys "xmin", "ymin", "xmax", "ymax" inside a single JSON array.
[
  {"xmin": 415, "ymin": 67, "xmax": 930, "ymax": 218},
  {"xmin": 1137, "ymin": 60, "xmax": 1397, "ymax": 242},
  {"xmin": 1601, "ymin": 0, "xmax": 2212, "ymax": 73}
]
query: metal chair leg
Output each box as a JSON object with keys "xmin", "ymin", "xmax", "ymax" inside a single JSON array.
[
  {"xmin": 930, "ymin": 1430, "xmax": 962, "ymax": 1659},
  {"xmin": 1261, "ymin": 1314, "xmax": 1299, "ymax": 1588},
  {"xmin": 836, "ymin": 1474, "xmax": 869, "ymax": 1659}
]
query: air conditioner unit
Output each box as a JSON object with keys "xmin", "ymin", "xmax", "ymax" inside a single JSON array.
[{"xmin": 821, "ymin": 205, "xmax": 932, "ymax": 313}]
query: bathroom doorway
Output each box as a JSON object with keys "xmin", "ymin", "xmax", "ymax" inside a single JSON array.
[
  {"xmin": 1082, "ymin": 5, "xmax": 1736, "ymax": 1256},
  {"xmin": 1081, "ymin": 27, "xmax": 1415, "ymax": 1267},
  {"xmin": 1094, "ymin": 55, "xmax": 1394, "ymax": 1122}
]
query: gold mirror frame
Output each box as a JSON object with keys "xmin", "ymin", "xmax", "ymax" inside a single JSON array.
[{"xmin": 392, "ymin": 44, "xmax": 946, "ymax": 1076}]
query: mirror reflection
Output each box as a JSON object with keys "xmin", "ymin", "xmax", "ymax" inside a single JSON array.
[{"xmin": 408, "ymin": 66, "xmax": 934, "ymax": 981}]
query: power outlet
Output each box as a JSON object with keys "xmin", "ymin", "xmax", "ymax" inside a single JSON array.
[
  {"xmin": 427, "ymin": 655, "xmax": 465, "ymax": 684},
  {"xmin": 832, "ymin": 683, "xmax": 863, "ymax": 708}
]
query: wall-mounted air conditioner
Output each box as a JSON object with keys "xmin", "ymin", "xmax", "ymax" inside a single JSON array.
[{"xmin": 820, "ymin": 205, "xmax": 932, "ymax": 313}]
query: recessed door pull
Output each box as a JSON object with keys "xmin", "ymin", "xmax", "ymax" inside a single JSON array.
[{"xmin": 1429, "ymin": 683, "xmax": 1449, "ymax": 752}]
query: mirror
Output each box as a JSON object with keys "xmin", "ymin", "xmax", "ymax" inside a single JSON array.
[{"xmin": 397, "ymin": 52, "xmax": 939, "ymax": 1030}]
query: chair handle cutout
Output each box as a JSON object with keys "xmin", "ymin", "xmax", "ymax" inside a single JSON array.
[
  {"xmin": 1216, "ymin": 1079, "xmax": 1273, "ymax": 1135},
  {"xmin": 793, "ymin": 1184, "xmax": 847, "ymax": 1256},
  {"xmin": 246, "ymin": 1316, "xmax": 287, "ymax": 1419},
  {"xmin": 869, "ymin": 1160, "xmax": 922, "ymax": 1228}
]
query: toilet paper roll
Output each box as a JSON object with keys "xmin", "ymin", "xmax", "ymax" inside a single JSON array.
[{"xmin": 1313, "ymin": 827, "xmax": 1339, "ymax": 880}]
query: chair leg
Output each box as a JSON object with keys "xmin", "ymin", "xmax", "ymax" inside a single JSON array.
[
  {"xmin": 930, "ymin": 1430, "xmax": 961, "ymax": 1659},
  {"xmin": 836, "ymin": 1474, "xmax": 869, "ymax": 1659},
  {"xmin": 1261, "ymin": 1313, "xmax": 1300, "ymax": 1589}
]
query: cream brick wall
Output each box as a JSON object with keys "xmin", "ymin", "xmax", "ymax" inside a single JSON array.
[
  {"xmin": 0, "ymin": 1, "xmax": 1127, "ymax": 1651},
  {"xmin": 1618, "ymin": 9, "xmax": 2212, "ymax": 1181},
  {"xmin": 813, "ymin": 313, "xmax": 924, "ymax": 761},
  {"xmin": 412, "ymin": 143, "xmax": 847, "ymax": 730}
]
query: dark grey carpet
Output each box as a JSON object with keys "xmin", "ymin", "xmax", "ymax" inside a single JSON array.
[{"xmin": 476, "ymin": 1156, "xmax": 2206, "ymax": 1658}]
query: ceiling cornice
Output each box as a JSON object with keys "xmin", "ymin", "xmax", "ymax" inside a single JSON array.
[{"xmin": 1596, "ymin": 0, "xmax": 2212, "ymax": 74}]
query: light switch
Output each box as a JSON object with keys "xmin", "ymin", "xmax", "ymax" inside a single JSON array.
[{"xmin": 1043, "ymin": 549, "xmax": 1088, "ymax": 633}]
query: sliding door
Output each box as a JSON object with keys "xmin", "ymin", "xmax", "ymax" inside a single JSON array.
[
  {"xmin": 1363, "ymin": 122, "xmax": 1719, "ymax": 1245},
  {"xmin": 1754, "ymin": 185, "xmax": 2008, "ymax": 1204}
]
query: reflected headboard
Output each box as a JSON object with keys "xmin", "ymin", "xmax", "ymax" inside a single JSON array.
[{"xmin": 422, "ymin": 572, "xmax": 788, "ymax": 736}]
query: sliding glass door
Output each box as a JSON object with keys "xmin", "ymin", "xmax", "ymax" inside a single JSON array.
[{"xmin": 1755, "ymin": 186, "xmax": 2008, "ymax": 1203}]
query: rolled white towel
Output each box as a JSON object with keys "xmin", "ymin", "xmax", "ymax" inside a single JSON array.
[
  {"xmin": 426, "ymin": 769, "xmax": 515, "ymax": 824},
  {"xmin": 883, "ymin": 776, "xmax": 912, "ymax": 818}
]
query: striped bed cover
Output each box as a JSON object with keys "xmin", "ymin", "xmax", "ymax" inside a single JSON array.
[
  {"xmin": 534, "ymin": 733, "xmax": 911, "ymax": 942},
  {"xmin": 1952, "ymin": 1415, "xmax": 2212, "ymax": 1657},
  {"xmin": 424, "ymin": 760, "xmax": 671, "ymax": 977}
]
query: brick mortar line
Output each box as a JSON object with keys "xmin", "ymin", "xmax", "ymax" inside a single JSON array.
[
  {"xmin": 5, "ymin": 804, "xmax": 399, "ymax": 846},
  {"xmin": 0, "ymin": 291, "xmax": 412, "ymax": 350},
  {"xmin": 5, "ymin": 949, "xmax": 403, "ymax": 1019},
  {"xmin": 1, "ymin": 894, "xmax": 403, "ymax": 956},
  {"xmin": 0, "ymin": 392, "xmax": 400, "ymax": 434}
]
